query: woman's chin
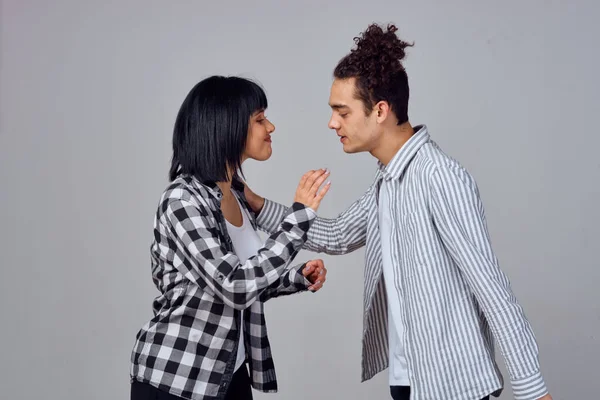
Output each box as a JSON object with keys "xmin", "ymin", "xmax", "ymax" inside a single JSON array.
[
  {"xmin": 257, "ymin": 148, "xmax": 272, "ymax": 161},
  {"xmin": 248, "ymin": 152, "xmax": 271, "ymax": 162}
]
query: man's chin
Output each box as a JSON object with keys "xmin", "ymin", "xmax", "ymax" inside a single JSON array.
[{"xmin": 342, "ymin": 144, "xmax": 360, "ymax": 154}]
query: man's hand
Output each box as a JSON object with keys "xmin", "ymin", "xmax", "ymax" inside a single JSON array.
[
  {"xmin": 302, "ymin": 259, "xmax": 327, "ymax": 292},
  {"xmin": 538, "ymin": 394, "xmax": 553, "ymax": 400},
  {"xmin": 243, "ymin": 183, "xmax": 265, "ymax": 214}
]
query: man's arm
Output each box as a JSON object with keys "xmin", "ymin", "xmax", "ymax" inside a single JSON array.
[
  {"xmin": 429, "ymin": 165, "xmax": 550, "ymax": 400},
  {"xmin": 246, "ymin": 185, "xmax": 373, "ymax": 255}
]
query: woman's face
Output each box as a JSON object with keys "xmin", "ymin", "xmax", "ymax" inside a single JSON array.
[{"xmin": 243, "ymin": 109, "xmax": 275, "ymax": 162}]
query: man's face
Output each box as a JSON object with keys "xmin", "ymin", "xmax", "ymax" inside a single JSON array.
[{"xmin": 328, "ymin": 77, "xmax": 380, "ymax": 154}]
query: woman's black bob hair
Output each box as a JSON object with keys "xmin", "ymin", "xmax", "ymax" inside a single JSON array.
[{"xmin": 169, "ymin": 75, "xmax": 268, "ymax": 184}]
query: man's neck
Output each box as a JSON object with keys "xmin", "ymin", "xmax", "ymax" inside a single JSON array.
[{"xmin": 371, "ymin": 122, "xmax": 415, "ymax": 166}]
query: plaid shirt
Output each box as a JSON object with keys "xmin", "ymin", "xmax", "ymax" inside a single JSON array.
[{"xmin": 130, "ymin": 175, "xmax": 315, "ymax": 400}]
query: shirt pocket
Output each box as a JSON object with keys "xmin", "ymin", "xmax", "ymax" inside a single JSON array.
[{"xmin": 399, "ymin": 210, "xmax": 428, "ymax": 270}]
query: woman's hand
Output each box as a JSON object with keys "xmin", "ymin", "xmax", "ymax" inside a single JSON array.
[
  {"xmin": 302, "ymin": 259, "xmax": 327, "ymax": 292},
  {"xmin": 293, "ymin": 169, "xmax": 331, "ymax": 211}
]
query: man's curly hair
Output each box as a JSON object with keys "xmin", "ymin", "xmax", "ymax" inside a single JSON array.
[{"xmin": 334, "ymin": 23, "xmax": 413, "ymax": 124}]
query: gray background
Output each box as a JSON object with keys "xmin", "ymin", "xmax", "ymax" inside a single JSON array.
[{"xmin": 1, "ymin": 1, "xmax": 598, "ymax": 399}]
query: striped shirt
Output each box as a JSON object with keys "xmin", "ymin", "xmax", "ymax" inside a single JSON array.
[{"xmin": 257, "ymin": 126, "xmax": 548, "ymax": 400}]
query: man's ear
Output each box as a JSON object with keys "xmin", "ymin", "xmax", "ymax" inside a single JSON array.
[{"xmin": 375, "ymin": 101, "xmax": 390, "ymax": 122}]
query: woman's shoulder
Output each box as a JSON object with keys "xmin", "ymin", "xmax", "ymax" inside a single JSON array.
[{"xmin": 158, "ymin": 175, "xmax": 215, "ymax": 213}]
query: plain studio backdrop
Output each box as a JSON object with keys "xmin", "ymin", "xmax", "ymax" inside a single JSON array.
[{"xmin": 1, "ymin": 1, "xmax": 599, "ymax": 399}]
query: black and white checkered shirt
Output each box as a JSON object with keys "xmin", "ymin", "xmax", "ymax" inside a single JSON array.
[{"xmin": 130, "ymin": 175, "xmax": 315, "ymax": 400}]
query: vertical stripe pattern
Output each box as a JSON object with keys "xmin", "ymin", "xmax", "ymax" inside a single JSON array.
[{"xmin": 256, "ymin": 126, "xmax": 548, "ymax": 400}]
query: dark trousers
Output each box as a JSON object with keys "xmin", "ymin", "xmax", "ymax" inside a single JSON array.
[
  {"xmin": 224, "ymin": 365, "xmax": 253, "ymax": 400},
  {"xmin": 391, "ymin": 386, "xmax": 489, "ymax": 400},
  {"xmin": 131, "ymin": 365, "xmax": 253, "ymax": 400}
]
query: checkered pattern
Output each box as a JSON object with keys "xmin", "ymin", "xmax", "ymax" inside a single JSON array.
[{"xmin": 130, "ymin": 175, "xmax": 315, "ymax": 400}]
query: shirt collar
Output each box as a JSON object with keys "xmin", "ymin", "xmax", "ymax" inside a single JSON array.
[
  {"xmin": 189, "ymin": 175, "xmax": 246, "ymax": 201},
  {"xmin": 377, "ymin": 125, "xmax": 430, "ymax": 181}
]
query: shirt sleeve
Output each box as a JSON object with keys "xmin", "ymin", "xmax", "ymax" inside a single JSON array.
[
  {"xmin": 259, "ymin": 262, "xmax": 312, "ymax": 301},
  {"xmin": 429, "ymin": 165, "xmax": 548, "ymax": 400},
  {"xmin": 256, "ymin": 186, "xmax": 373, "ymax": 255},
  {"xmin": 163, "ymin": 198, "xmax": 315, "ymax": 310}
]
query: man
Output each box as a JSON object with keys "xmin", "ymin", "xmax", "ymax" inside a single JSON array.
[{"xmin": 245, "ymin": 24, "xmax": 552, "ymax": 400}]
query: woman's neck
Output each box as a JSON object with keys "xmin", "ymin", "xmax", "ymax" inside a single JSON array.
[
  {"xmin": 216, "ymin": 166, "xmax": 237, "ymax": 198},
  {"xmin": 217, "ymin": 180, "xmax": 233, "ymax": 197}
]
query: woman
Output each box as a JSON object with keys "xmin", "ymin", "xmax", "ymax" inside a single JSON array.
[{"xmin": 130, "ymin": 76, "xmax": 331, "ymax": 400}]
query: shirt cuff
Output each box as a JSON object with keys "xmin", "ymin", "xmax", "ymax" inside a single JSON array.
[
  {"xmin": 512, "ymin": 370, "xmax": 548, "ymax": 400},
  {"xmin": 295, "ymin": 263, "xmax": 313, "ymax": 289}
]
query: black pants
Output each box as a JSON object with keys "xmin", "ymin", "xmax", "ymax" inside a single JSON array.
[
  {"xmin": 224, "ymin": 365, "xmax": 253, "ymax": 400},
  {"xmin": 391, "ymin": 386, "xmax": 489, "ymax": 400},
  {"xmin": 131, "ymin": 365, "xmax": 253, "ymax": 400}
]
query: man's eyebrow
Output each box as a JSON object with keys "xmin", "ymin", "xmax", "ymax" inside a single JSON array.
[{"xmin": 329, "ymin": 103, "xmax": 348, "ymax": 110}]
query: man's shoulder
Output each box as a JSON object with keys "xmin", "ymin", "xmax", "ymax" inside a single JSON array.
[{"xmin": 416, "ymin": 141, "xmax": 477, "ymax": 188}]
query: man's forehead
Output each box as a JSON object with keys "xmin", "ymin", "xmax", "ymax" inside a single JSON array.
[
  {"xmin": 329, "ymin": 94, "xmax": 357, "ymax": 110},
  {"xmin": 330, "ymin": 77, "xmax": 354, "ymax": 101},
  {"xmin": 332, "ymin": 77, "xmax": 356, "ymax": 92}
]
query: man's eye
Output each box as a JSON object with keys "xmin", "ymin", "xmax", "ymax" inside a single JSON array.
[{"xmin": 340, "ymin": 113, "xmax": 348, "ymax": 118}]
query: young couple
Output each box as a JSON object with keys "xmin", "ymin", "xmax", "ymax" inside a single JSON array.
[{"xmin": 130, "ymin": 23, "xmax": 552, "ymax": 400}]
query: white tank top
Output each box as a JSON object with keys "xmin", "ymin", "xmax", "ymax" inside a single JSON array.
[{"xmin": 224, "ymin": 192, "xmax": 264, "ymax": 372}]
